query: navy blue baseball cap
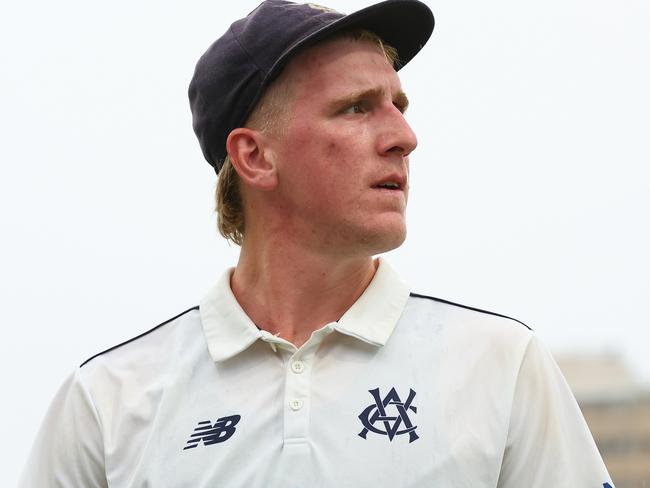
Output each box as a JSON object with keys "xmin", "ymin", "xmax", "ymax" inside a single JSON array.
[{"xmin": 189, "ymin": 0, "xmax": 435, "ymax": 173}]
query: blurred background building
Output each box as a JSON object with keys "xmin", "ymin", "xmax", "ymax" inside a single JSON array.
[{"xmin": 557, "ymin": 353, "xmax": 650, "ymax": 487}]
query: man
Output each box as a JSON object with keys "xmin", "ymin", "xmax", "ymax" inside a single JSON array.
[{"xmin": 21, "ymin": 1, "xmax": 614, "ymax": 486}]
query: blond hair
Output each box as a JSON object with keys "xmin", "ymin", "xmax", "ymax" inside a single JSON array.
[{"xmin": 216, "ymin": 30, "xmax": 399, "ymax": 245}]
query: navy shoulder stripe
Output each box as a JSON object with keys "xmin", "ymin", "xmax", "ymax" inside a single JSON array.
[
  {"xmin": 80, "ymin": 306, "xmax": 200, "ymax": 367},
  {"xmin": 409, "ymin": 292, "xmax": 531, "ymax": 330}
]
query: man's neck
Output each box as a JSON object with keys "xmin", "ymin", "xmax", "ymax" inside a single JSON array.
[{"xmin": 230, "ymin": 239, "xmax": 377, "ymax": 348}]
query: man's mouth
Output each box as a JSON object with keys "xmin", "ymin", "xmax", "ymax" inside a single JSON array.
[
  {"xmin": 374, "ymin": 182, "xmax": 401, "ymax": 190},
  {"xmin": 372, "ymin": 173, "xmax": 406, "ymax": 191}
]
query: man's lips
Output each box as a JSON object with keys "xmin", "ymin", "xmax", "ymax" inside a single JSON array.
[{"xmin": 371, "ymin": 174, "xmax": 407, "ymax": 191}]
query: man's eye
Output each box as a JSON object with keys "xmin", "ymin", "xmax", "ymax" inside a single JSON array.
[{"xmin": 343, "ymin": 103, "xmax": 365, "ymax": 114}]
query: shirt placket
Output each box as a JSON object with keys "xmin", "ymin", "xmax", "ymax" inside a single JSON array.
[{"xmin": 261, "ymin": 325, "xmax": 334, "ymax": 485}]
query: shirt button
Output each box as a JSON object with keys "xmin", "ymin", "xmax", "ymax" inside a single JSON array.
[
  {"xmin": 291, "ymin": 360, "xmax": 305, "ymax": 374},
  {"xmin": 289, "ymin": 399, "xmax": 304, "ymax": 411}
]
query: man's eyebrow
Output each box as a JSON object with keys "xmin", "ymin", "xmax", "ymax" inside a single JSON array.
[
  {"xmin": 328, "ymin": 88, "xmax": 410, "ymax": 113},
  {"xmin": 394, "ymin": 91, "xmax": 409, "ymax": 113}
]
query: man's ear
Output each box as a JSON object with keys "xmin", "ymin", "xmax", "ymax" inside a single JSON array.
[{"xmin": 226, "ymin": 128, "xmax": 278, "ymax": 191}]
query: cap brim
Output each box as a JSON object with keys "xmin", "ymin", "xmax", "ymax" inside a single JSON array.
[{"xmin": 268, "ymin": 0, "xmax": 434, "ymax": 82}]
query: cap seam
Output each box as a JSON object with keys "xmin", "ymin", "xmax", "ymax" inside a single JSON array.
[{"xmin": 230, "ymin": 24, "xmax": 266, "ymax": 76}]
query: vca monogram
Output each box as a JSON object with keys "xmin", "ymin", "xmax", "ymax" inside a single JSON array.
[{"xmin": 358, "ymin": 387, "xmax": 419, "ymax": 443}]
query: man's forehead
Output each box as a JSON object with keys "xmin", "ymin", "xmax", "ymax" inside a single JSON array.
[
  {"xmin": 288, "ymin": 36, "xmax": 400, "ymax": 85},
  {"xmin": 301, "ymin": 34, "xmax": 394, "ymax": 63}
]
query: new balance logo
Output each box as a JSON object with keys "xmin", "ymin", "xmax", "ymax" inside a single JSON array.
[{"xmin": 183, "ymin": 415, "xmax": 241, "ymax": 450}]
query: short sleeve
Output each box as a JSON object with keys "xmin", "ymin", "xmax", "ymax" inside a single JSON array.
[
  {"xmin": 19, "ymin": 368, "xmax": 108, "ymax": 487},
  {"xmin": 497, "ymin": 335, "xmax": 615, "ymax": 488}
]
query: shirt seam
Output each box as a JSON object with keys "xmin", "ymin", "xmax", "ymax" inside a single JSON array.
[
  {"xmin": 75, "ymin": 367, "xmax": 110, "ymax": 487},
  {"xmin": 409, "ymin": 292, "xmax": 532, "ymax": 330},
  {"xmin": 80, "ymin": 306, "xmax": 199, "ymax": 367},
  {"xmin": 495, "ymin": 333, "xmax": 535, "ymax": 485}
]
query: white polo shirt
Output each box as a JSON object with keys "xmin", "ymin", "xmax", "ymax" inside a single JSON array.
[{"xmin": 21, "ymin": 259, "xmax": 614, "ymax": 487}]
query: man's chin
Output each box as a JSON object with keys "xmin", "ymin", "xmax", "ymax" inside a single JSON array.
[
  {"xmin": 317, "ymin": 216, "xmax": 407, "ymax": 257},
  {"xmin": 359, "ymin": 221, "xmax": 407, "ymax": 256},
  {"xmin": 375, "ymin": 230, "xmax": 407, "ymax": 254}
]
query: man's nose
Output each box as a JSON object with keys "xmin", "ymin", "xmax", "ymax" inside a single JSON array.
[{"xmin": 377, "ymin": 106, "xmax": 418, "ymax": 158}]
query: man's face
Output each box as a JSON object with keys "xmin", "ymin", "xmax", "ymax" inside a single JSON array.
[{"xmin": 265, "ymin": 37, "xmax": 418, "ymax": 257}]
